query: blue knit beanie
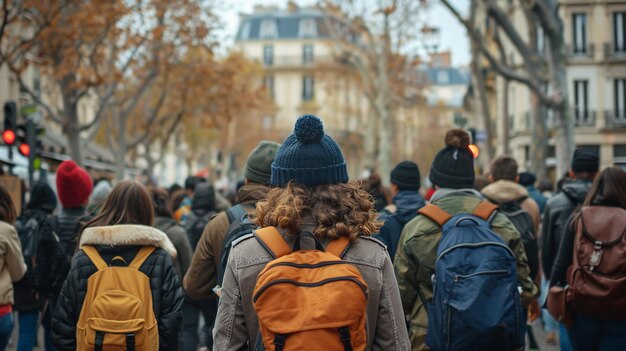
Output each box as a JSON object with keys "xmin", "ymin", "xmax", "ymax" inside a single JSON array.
[{"xmin": 271, "ymin": 115, "xmax": 348, "ymax": 187}]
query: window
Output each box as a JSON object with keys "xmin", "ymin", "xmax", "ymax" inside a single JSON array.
[
  {"xmin": 574, "ymin": 80, "xmax": 589, "ymax": 121},
  {"xmin": 302, "ymin": 44, "xmax": 314, "ymax": 64},
  {"xmin": 299, "ymin": 18, "xmax": 317, "ymax": 38},
  {"xmin": 615, "ymin": 12, "xmax": 626, "ymax": 53},
  {"xmin": 615, "ymin": 78, "xmax": 626, "ymax": 119},
  {"xmin": 572, "ymin": 13, "xmax": 587, "ymax": 54},
  {"xmin": 263, "ymin": 75, "xmax": 274, "ymax": 100},
  {"xmin": 239, "ymin": 21, "xmax": 251, "ymax": 40},
  {"xmin": 437, "ymin": 71, "xmax": 449, "ymax": 84},
  {"xmin": 302, "ymin": 76, "xmax": 314, "ymax": 101},
  {"xmin": 260, "ymin": 19, "xmax": 278, "ymax": 39},
  {"xmin": 263, "ymin": 45, "xmax": 273, "ymax": 65}
]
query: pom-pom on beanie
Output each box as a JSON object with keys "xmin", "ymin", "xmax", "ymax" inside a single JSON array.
[
  {"xmin": 429, "ymin": 129, "xmax": 475, "ymax": 189},
  {"xmin": 391, "ymin": 161, "xmax": 421, "ymax": 191},
  {"xmin": 271, "ymin": 115, "xmax": 348, "ymax": 187},
  {"xmin": 56, "ymin": 160, "xmax": 93, "ymax": 208}
]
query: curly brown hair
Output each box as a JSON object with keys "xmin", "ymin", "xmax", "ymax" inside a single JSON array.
[{"xmin": 255, "ymin": 181, "xmax": 382, "ymax": 241}]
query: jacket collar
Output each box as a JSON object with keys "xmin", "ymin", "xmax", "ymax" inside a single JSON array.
[
  {"xmin": 430, "ymin": 188, "xmax": 482, "ymax": 203},
  {"xmin": 237, "ymin": 183, "xmax": 271, "ymax": 205},
  {"xmin": 481, "ymin": 180, "xmax": 529, "ymax": 204},
  {"xmin": 80, "ymin": 224, "xmax": 177, "ymax": 258}
]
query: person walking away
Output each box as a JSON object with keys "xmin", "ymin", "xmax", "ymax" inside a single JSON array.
[
  {"xmin": 480, "ymin": 156, "xmax": 541, "ymax": 349},
  {"xmin": 519, "ymin": 172, "xmax": 548, "ymax": 214},
  {"xmin": 182, "ymin": 183, "xmax": 218, "ymax": 351},
  {"xmin": 213, "ymin": 115, "xmax": 410, "ymax": 350},
  {"xmin": 86, "ymin": 178, "xmax": 112, "ymax": 216},
  {"xmin": 0, "ymin": 184, "xmax": 27, "ymax": 350},
  {"xmin": 184, "ymin": 140, "xmax": 279, "ymax": 300},
  {"xmin": 50, "ymin": 180, "xmax": 183, "ymax": 350},
  {"xmin": 542, "ymin": 148, "xmax": 599, "ymax": 350},
  {"xmin": 35, "ymin": 160, "xmax": 92, "ymax": 351},
  {"xmin": 151, "ymin": 187, "xmax": 193, "ymax": 285},
  {"xmin": 395, "ymin": 129, "xmax": 538, "ymax": 350},
  {"xmin": 373, "ymin": 161, "xmax": 425, "ymax": 261},
  {"xmin": 14, "ymin": 182, "xmax": 56, "ymax": 351},
  {"xmin": 549, "ymin": 167, "xmax": 626, "ymax": 350}
]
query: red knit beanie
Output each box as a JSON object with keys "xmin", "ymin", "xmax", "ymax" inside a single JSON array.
[{"xmin": 56, "ymin": 160, "xmax": 93, "ymax": 208}]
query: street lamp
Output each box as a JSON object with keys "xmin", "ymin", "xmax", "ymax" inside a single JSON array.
[{"xmin": 421, "ymin": 25, "xmax": 440, "ymax": 56}]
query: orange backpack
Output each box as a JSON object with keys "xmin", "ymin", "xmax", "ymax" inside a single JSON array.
[
  {"xmin": 252, "ymin": 227, "xmax": 368, "ymax": 351},
  {"xmin": 77, "ymin": 246, "xmax": 159, "ymax": 351}
]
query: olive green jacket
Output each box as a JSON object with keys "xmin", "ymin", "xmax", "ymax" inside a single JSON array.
[{"xmin": 394, "ymin": 189, "xmax": 539, "ymax": 350}]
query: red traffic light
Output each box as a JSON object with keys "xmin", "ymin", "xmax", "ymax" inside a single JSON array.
[
  {"xmin": 18, "ymin": 143, "xmax": 30, "ymax": 157},
  {"xmin": 2, "ymin": 130, "xmax": 15, "ymax": 145},
  {"xmin": 469, "ymin": 144, "xmax": 479, "ymax": 159}
]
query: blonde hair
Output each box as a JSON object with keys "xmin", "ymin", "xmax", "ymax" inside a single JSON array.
[{"xmin": 255, "ymin": 181, "xmax": 382, "ymax": 241}]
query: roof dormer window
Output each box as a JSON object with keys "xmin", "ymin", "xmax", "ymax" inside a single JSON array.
[
  {"xmin": 239, "ymin": 21, "xmax": 251, "ymax": 40},
  {"xmin": 260, "ymin": 19, "xmax": 278, "ymax": 39},
  {"xmin": 299, "ymin": 18, "xmax": 317, "ymax": 38}
]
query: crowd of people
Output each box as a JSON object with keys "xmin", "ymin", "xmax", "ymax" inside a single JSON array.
[{"xmin": 0, "ymin": 114, "xmax": 623, "ymax": 351}]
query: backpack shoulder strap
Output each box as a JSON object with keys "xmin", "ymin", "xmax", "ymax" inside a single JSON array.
[
  {"xmin": 473, "ymin": 201, "xmax": 499, "ymax": 221},
  {"xmin": 129, "ymin": 246, "xmax": 157, "ymax": 270},
  {"xmin": 82, "ymin": 245, "xmax": 108, "ymax": 271},
  {"xmin": 418, "ymin": 204, "xmax": 452, "ymax": 227},
  {"xmin": 326, "ymin": 236, "xmax": 351, "ymax": 258},
  {"xmin": 254, "ymin": 227, "xmax": 292, "ymax": 259},
  {"xmin": 227, "ymin": 204, "xmax": 247, "ymax": 224}
]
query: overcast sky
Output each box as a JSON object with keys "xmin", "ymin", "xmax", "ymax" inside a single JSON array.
[{"xmin": 215, "ymin": 0, "xmax": 470, "ymax": 66}]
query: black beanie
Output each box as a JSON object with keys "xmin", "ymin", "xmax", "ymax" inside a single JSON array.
[
  {"xmin": 27, "ymin": 182, "xmax": 57, "ymax": 213},
  {"xmin": 429, "ymin": 129, "xmax": 475, "ymax": 189},
  {"xmin": 391, "ymin": 161, "xmax": 421, "ymax": 191},
  {"xmin": 518, "ymin": 172, "xmax": 537, "ymax": 187},
  {"xmin": 571, "ymin": 148, "xmax": 599, "ymax": 173}
]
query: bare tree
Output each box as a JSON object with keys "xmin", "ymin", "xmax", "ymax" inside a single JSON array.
[{"xmin": 442, "ymin": 0, "xmax": 574, "ymax": 176}]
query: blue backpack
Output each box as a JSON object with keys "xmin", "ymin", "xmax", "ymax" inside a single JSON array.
[{"xmin": 418, "ymin": 202, "xmax": 525, "ymax": 351}]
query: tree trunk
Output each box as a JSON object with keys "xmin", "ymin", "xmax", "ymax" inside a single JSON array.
[
  {"xmin": 61, "ymin": 83, "xmax": 84, "ymax": 166},
  {"xmin": 376, "ymin": 13, "xmax": 392, "ymax": 186},
  {"xmin": 115, "ymin": 110, "xmax": 127, "ymax": 181},
  {"xmin": 364, "ymin": 111, "xmax": 377, "ymax": 174},
  {"xmin": 501, "ymin": 79, "xmax": 510, "ymax": 156},
  {"xmin": 529, "ymin": 93, "xmax": 548, "ymax": 179},
  {"xmin": 469, "ymin": 49, "xmax": 495, "ymax": 162}
]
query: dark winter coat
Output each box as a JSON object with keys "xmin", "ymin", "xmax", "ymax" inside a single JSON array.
[
  {"xmin": 155, "ymin": 216, "xmax": 193, "ymax": 280},
  {"xmin": 541, "ymin": 179, "xmax": 592, "ymax": 278},
  {"xmin": 373, "ymin": 191, "xmax": 425, "ymax": 261},
  {"xmin": 185, "ymin": 183, "xmax": 217, "ymax": 250},
  {"xmin": 51, "ymin": 225, "xmax": 183, "ymax": 351},
  {"xmin": 34, "ymin": 207, "xmax": 87, "ymax": 299}
]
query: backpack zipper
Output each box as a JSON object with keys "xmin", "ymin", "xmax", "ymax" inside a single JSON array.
[
  {"xmin": 257, "ymin": 261, "xmax": 353, "ymax": 279},
  {"xmin": 437, "ymin": 242, "xmax": 514, "ymax": 262},
  {"xmin": 253, "ymin": 276, "xmax": 368, "ymax": 302},
  {"xmin": 453, "ymin": 270, "xmax": 509, "ymax": 282}
]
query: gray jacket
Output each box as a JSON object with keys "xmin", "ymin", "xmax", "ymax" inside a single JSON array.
[{"xmin": 213, "ymin": 227, "xmax": 410, "ymax": 351}]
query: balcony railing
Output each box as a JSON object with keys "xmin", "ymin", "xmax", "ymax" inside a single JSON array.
[
  {"xmin": 604, "ymin": 43, "xmax": 626, "ymax": 61},
  {"xmin": 566, "ymin": 43, "xmax": 595, "ymax": 60},
  {"xmin": 605, "ymin": 110, "xmax": 626, "ymax": 128},
  {"xmin": 262, "ymin": 56, "xmax": 334, "ymax": 68},
  {"xmin": 574, "ymin": 110, "xmax": 596, "ymax": 127}
]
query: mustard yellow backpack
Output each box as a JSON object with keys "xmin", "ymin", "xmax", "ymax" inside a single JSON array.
[{"xmin": 77, "ymin": 246, "xmax": 159, "ymax": 351}]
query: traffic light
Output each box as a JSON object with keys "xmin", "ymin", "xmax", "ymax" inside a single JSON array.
[{"xmin": 3, "ymin": 102, "xmax": 17, "ymax": 145}]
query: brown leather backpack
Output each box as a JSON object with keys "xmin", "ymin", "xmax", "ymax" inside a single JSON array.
[{"xmin": 567, "ymin": 206, "xmax": 626, "ymax": 320}]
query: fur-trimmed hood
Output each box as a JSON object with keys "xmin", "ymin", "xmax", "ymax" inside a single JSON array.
[{"xmin": 80, "ymin": 224, "xmax": 177, "ymax": 258}]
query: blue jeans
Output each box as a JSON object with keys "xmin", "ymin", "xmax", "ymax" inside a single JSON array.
[
  {"xmin": 0, "ymin": 313, "xmax": 14, "ymax": 351},
  {"xmin": 560, "ymin": 323, "xmax": 573, "ymax": 351},
  {"xmin": 18, "ymin": 311, "xmax": 38, "ymax": 351},
  {"xmin": 569, "ymin": 314, "xmax": 626, "ymax": 351},
  {"xmin": 540, "ymin": 277, "xmax": 558, "ymax": 333}
]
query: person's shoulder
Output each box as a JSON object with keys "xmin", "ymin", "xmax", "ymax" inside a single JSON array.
[
  {"xmin": 230, "ymin": 232, "xmax": 273, "ymax": 268},
  {"xmin": 0, "ymin": 220, "xmax": 15, "ymax": 233},
  {"xmin": 344, "ymin": 236, "xmax": 388, "ymax": 269}
]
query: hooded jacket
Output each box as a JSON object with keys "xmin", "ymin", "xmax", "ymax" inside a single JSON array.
[
  {"xmin": 51, "ymin": 225, "xmax": 183, "ymax": 351},
  {"xmin": 394, "ymin": 189, "xmax": 538, "ymax": 350},
  {"xmin": 185, "ymin": 183, "xmax": 217, "ymax": 250},
  {"xmin": 374, "ymin": 191, "xmax": 425, "ymax": 261},
  {"xmin": 541, "ymin": 179, "xmax": 592, "ymax": 278},
  {"xmin": 481, "ymin": 180, "xmax": 541, "ymax": 235},
  {"xmin": 0, "ymin": 221, "xmax": 27, "ymax": 305},
  {"xmin": 213, "ymin": 225, "xmax": 410, "ymax": 351},
  {"xmin": 184, "ymin": 183, "xmax": 270, "ymax": 299}
]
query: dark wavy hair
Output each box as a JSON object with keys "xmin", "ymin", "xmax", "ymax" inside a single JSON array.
[
  {"xmin": 583, "ymin": 167, "xmax": 626, "ymax": 208},
  {"xmin": 255, "ymin": 181, "xmax": 382, "ymax": 241}
]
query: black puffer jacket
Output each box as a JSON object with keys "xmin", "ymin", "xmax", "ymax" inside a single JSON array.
[
  {"xmin": 51, "ymin": 225, "xmax": 183, "ymax": 351},
  {"xmin": 185, "ymin": 183, "xmax": 217, "ymax": 250},
  {"xmin": 541, "ymin": 179, "xmax": 592, "ymax": 278},
  {"xmin": 34, "ymin": 207, "xmax": 87, "ymax": 299}
]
